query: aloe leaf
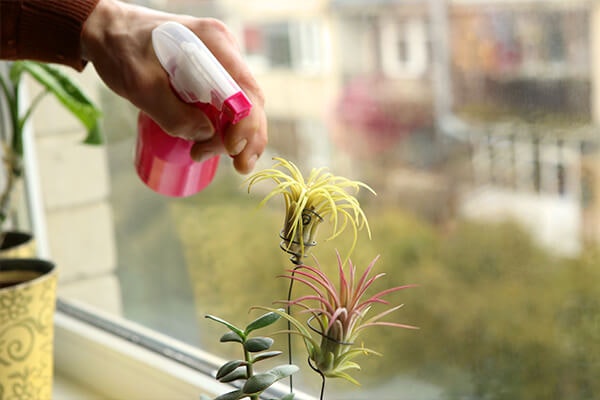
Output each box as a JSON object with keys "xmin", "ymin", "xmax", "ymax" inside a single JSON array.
[
  {"xmin": 244, "ymin": 337, "xmax": 274, "ymax": 352},
  {"xmin": 244, "ymin": 311, "xmax": 281, "ymax": 335},
  {"xmin": 18, "ymin": 61, "xmax": 103, "ymax": 145},
  {"xmin": 216, "ymin": 360, "xmax": 246, "ymax": 380},
  {"xmin": 206, "ymin": 315, "xmax": 246, "ymax": 341},
  {"xmin": 241, "ymin": 365, "xmax": 298, "ymax": 395},
  {"xmin": 252, "ymin": 350, "xmax": 282, "ymax": 363},
  {"xmin": 214, "ymin": 389, "xmax": 243, "ymax": 400}
]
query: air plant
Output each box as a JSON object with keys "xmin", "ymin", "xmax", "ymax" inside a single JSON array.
[
  {"xmin": 257, "ymin": 251, "xmax": 417, "ymax": 398},
  {"xmin": 246, "ymin": 157, "xmax": 374, "ymax": 264},
  {"xmin": 203, "ymin": 157, "xmax": 417, "ymax": 399}
]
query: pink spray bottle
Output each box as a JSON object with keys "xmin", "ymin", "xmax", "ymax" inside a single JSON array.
[{"xmin": 135, "ymin": 21, "xmax": 252, "ymax": 197}]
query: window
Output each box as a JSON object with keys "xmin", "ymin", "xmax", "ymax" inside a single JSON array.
[
  {"xmin": 243, "ymin": 20, "xmax": 327, "ymax": 73},
  {"xmin": 16, "ymin": 1, "xmax": 600, "ymax": 399},
  {"xmin": 380, "ymin": 16, "xmax": 429, "ymax": 78}
]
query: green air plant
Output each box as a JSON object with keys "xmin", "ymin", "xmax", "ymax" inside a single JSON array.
[
  {"xmin": 0, "ymin": 61, "xmax": 102, "ymax": 233},
  {"xmin": 257, "ymin": 251, "xmax": 417, "ymax": 399},
  {"xmin": 247, "ymin": 157, "xmax": 374, "ymax": 265},
  {"xmin": 202, "ymin": 310, "xmax": 298, "ymax": 400},
  {"xmin": 246, "ymin": 157, "xmax": 376, "ymax": 394}
]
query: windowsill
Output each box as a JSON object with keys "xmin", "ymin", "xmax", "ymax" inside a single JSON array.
[
  {"xmin": 54, "ymin": 373, "xmax": 108, "ymax": 400},
  {"xmin": 54, "ymin": 300, "xmax": 315, "ymax": 400},
  {"xmin": 53, "ymin": 300, "xmax": 237, "ymax": 400}
]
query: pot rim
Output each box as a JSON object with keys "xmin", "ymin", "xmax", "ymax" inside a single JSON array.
[
  {"xmin": 0, "ymin": 258, "xmax": 56, "ymax": 291},
  {"xmin": 0, "ymin": 230, "xmax": 33, "ymax": 250}
]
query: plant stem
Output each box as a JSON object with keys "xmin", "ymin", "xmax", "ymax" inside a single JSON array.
[
  {"xmin": 286, "ymin": 263, "xmax": 301, "ymax": 394},
  {"xmin": 308, "ymin": 357, "xmax": 326, "ymax": 400},
  {"xmin": 244, "ymin": 347, "xmax": 259, "ymax": 400}
]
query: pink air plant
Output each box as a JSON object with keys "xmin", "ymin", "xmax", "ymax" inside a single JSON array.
[{"xmin": 260, "ymin": 251, "xmax": 417, "ymax": 386}]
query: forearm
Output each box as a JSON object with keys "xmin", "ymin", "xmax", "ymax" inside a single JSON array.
[{"xmin": 0, "ymin": 0, "xmax": 99, "ymax": 70}]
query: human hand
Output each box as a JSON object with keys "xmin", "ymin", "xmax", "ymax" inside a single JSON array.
[{"xmin": 81, "ymin": 0, "xmax": 266, "ymax": 174}]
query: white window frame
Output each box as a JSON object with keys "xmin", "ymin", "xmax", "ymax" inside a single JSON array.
[
  {"xmin": 244, "ymin": 20, "xmax": 328, "ymax": 75},
  {"xmin": 379, "ymin": 16, "xmax": 428, "ymax": 78}
]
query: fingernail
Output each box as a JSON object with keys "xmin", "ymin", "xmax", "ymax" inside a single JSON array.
[
  {"xmin": 230, "ymin": 138, "xmax": 247, "ymax": 156},
  {"xmin": 194, "ymin": 151, "xmax": 217, "ymax": 163},
  {"xmin": 247, "ymin": 154, "xmax": 258, "ymax": 171},
  {"xmin": 194, "ymin": 127, "xmax": 214, "ymax": 141}
]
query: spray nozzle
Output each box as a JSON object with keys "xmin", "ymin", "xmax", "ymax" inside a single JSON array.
[{"xmin": 152, "ymin": 21, "xmax": 252, "ymax": 123}]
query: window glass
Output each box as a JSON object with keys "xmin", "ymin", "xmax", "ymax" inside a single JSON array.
[{"xmin": 59, "ymin": 1, "xmax": 600, "ymax": 399}]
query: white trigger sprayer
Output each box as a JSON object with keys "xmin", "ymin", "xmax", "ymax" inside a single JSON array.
[{"xmin": 135, "ymin": 21, "xmax": 252, "ymax": 197}]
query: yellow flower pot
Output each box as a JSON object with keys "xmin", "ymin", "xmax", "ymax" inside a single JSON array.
[
  {"xmin": 0, "ymin": 231, "xmax": 36, "ymax": 259},
  {"xmin": 0, "ymin": 258, "xmax": 57, "ymax": 400}
]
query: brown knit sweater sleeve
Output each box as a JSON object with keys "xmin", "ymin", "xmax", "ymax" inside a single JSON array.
[{"xmin": 0, "ymin": 0, "xmax": 100, "ymax": 71}]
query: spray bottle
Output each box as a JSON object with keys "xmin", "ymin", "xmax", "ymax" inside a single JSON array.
[{"xmin": 135, "ymin": 21, "xmax": 252, "ymax": 197}]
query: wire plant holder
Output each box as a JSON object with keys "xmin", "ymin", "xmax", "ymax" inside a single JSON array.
[
  {"xmin": 279, "ymin": 207, "xmax": 324, "ymax": 393},
  {"xmin": 279, "ymin": 207, "xmax": 324, "ymax": 265}
]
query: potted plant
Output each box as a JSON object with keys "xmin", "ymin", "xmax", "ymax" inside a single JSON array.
[
  {"xmin": 202, "ymin": 157, "xmax": 417, "ymax": 399},
  {"xmin": 0, "ymin": 61, "xmax": 103, "ymax": 249},
  {"xmin": 0, "ymin": 60, "xmax": 102, "ymax": 398}
]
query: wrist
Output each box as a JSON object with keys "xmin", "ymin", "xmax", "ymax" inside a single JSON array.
[{"xmin": 81, "ymin": 0, "xmax": 123, "ymax": 63}]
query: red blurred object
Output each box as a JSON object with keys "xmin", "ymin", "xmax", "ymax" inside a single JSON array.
[{"xmin": 332, "ymin": 75, "xmax": 432, "ymax": 158}]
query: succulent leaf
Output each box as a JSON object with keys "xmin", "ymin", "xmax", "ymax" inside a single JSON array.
[
  {"xmin": 245, "ymin": 310, "xmax": 281, "ymax": 335},
  {"xmin": 206, "ymin": 315, "xmax": 246, "ymax": 341},
  {"xmin": 216, "ymin": 360, "xmax": 247, "ymax": 380},
  {"xmin": 213, "ymin": 389, "xmax": 243, "ymax": 400},
  {"xmin": 244, "ymin": 337, "xmax": 274, "ymax": 352}
]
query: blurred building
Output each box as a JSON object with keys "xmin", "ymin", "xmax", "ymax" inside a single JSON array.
[{"xmin": 209, "ymin": 0, "xmax": 600, "ymax": 254}]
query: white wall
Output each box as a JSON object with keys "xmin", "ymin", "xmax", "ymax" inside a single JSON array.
[
  {"xmin": 460, "ymin": 187, "xmax": 581, "ymax": 256},
  {"xmin": 27, "ymin": 66, "xmax": 121, "ymax": 315}
]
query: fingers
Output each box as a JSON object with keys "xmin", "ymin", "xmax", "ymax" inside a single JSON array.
[
  {"xmin": 130, "ymin": 60, "xmax": 216, "ymax": 142},
  {"xmin": 182, "ymin": 18, "xmax": 268, "ymax": 174}
]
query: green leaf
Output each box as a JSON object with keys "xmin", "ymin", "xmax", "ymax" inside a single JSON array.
[
  {"xmin": 279, "ymin": 394, "xmax": 295, "ymax": 400},
  {"xmin": 241, "ymin": 373, "xmax": 277, "ymax": 395},
  {"xmin": 206, "ymin": 315, "xmax": 246, "ymax": 341},
  {"xmin": 252, "ymin": 350, "xmax": 282, "ymax": 363},
  {"xmin": 242, "ymin": 365, "xmax": 299, "ymax": 395},
  {"xmin": 216, "ymin": 360, "xmax": 246, "ymax": 380},
  {"xmin": 244, "ymin": 310, "xmax": 281, "ymax": 335},
  {"xmin": 266, "ymin": 365, "xmax": 299, "ymax": 380},
  {"xmin": 220, "ymin": 331, "xmax": 243, "ymax": 343},
  {"xmin": 218, "ymin": 368, "xmax": 248, "ymax": 383},
  {"xmin": 244, "ymin": 337, "xmax": 274, "ymax": 353},
  {"xmin": 9, "ymin": 61, "xmax": 25, "ymax": 84},
  {"xmin": 214, "ymin": 389, "xmax": 243, "ymax": 400},
  {"xmin": 18, "ymin": 61, "xmax": 103, "ymax": 145}
]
